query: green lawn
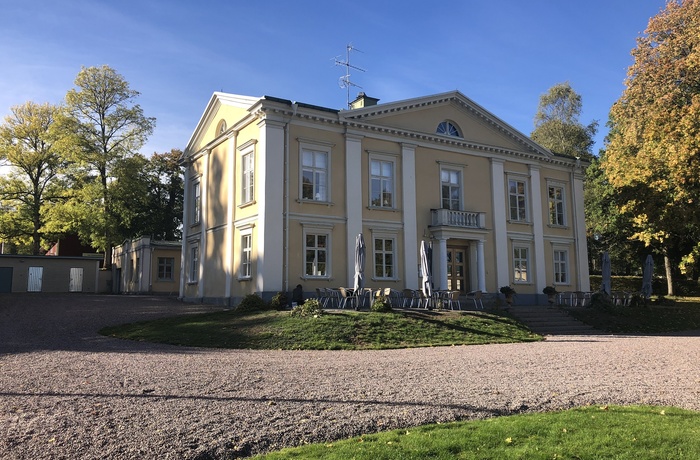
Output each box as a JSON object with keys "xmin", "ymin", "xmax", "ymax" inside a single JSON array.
[
  {"xmin": 99, "ymin": 308, "xmax": 541, "ymax": 350},
  {"xmin": 254, "ymin": 406, "xmax": 700, "ymax": 459}
]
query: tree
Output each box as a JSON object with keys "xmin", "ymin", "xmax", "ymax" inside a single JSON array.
[
  {"xmin": 143, "ymin": 149, "xmax": 184, "ymax": 240},
  {"xmin": 531, "ymin": 82, "xmax": 598, "ymax": 160},
  {"xmin": 0, "ymin": 102, "xmax": 68, "ymax": 254},
  {"xmin": 602, "ymin": 0, "xmax": 700, "ymax": 295},
  {"xmin": 60, "ymin": 65, "xmax": 155, "ymax": 266}
]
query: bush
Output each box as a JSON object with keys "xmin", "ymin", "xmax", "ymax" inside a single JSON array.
[
  {"xmin": 236, "ymin": 294, "xmax": 268, "ymax": 313},
  {"xmin": 290, "ymin": 299, "xmax": 323, "ymax": 317},
  {"xmin": 270, "ymin": 291, "xmax": 289, "ymax": 311},
  {"xmin": 370, "ymin": 295, "xmax": 392, "ymax": 313},
  {"xmin": 590, "ymin": 291, "xmax": 619, "ymax": 313}
]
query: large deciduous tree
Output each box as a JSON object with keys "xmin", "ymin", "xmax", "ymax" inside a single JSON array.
[
  {"xmin": 60, "ymin": 65, "xmax": 155, "ymax": 266},
  {"xmin": 603, "ymin": 0, "xmax": 700, "ymax": 295},
  {"xmin": 0, "ymin": 102, "xmax": 67, "ymax": 254},
  {"xmin": 531, "ymin": 82, "xmax": 598, "ymax": 161}
]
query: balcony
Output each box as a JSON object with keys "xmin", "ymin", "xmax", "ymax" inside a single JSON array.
[{"xmin": 431, "ymin": 209, "xmax": 486, "ymax": 229}]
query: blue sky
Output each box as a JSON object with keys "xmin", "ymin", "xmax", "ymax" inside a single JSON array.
[{"xmin": 0, "ymin": 1, "xmax": 667, "ymax": 156}]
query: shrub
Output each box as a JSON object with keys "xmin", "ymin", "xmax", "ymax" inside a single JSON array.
[
  {"xmin": 236, "ymin": 294, "xmax": 268, "ymax": 313},
  {"xmin": 500, "ymin": 285, "xmax": 516, "ymax": 295},
  {"xmin": 370, "ymin": 295, "xmax": 392, "ymax": 313},
  {"xmin": 290, "ymin": 298, "xmax": 323, "ymax": 317},
  {"xmin": 590, "ymin": 291, "xmax": 619, "ymax": 313},
  {"xmin": 270, "ymin": 291, "xmax": 289, "ymax": 311}
]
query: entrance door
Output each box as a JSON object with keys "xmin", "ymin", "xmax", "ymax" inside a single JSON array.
[
  {"xmin": 69, "ymin": 267, "xmax": 84, "ymax": 292},
  {"xmin": 446, "ymin": 246, "xmax": 469, "ymax": 293},
  {"xmin": 27, "ymin": 266, "xmax": 43, "ymax": 292}
]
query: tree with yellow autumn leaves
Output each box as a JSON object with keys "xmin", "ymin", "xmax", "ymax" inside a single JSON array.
[{"xmin": 603, "ymin": 0, "xmax": 700, "ymax": 295}]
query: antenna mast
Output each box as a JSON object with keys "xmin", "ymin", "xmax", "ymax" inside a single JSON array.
[{"xmin": 334, "ymin": 43, "xmax": 365, "ymax": 109}]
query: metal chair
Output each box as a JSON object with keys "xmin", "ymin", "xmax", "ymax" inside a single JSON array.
[
  {"xmin": 446, "ymin": 291, "xmax": 462, "ymax": 310},
  {"xmin": 466, "ymin": 290, "xmax": 484, "ymax": 310},
  {"xmin": 315, "ymin": 288, "xmax": 328, "ymax": 308},
  {"xmin": 402, "ymin": 289, "xmax": 417, "ymax": 308},
  {"xmin": 338, "ymin": 287, "xmax": 355, "ymax": 309}
]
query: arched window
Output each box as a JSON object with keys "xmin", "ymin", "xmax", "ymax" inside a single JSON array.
[
  {"xmin": 217, "ymin": 119, "xmax": 227, "ymax": 135},
  {"xmin": 436, "ymin": 121, "xmax": 461, "ymax": 137}
]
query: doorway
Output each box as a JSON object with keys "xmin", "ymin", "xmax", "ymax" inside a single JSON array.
[{"xmin": 446, "ymin": 245, "xmax": 469, "ymax": 293}]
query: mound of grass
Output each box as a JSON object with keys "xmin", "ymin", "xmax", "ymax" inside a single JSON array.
[
  {"xmin": 255, "ymin": 406, "xmax": 700, "ymax": 459},
  {"xmin": 100, "ymin": 309, "xmax": 541, "ymax": 350}
]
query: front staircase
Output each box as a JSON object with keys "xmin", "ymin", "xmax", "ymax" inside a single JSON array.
[{"xmin": 508, "ymin": 305, "xmax": 600, "ymax": 335}]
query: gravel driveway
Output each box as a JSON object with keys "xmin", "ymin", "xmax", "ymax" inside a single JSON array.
[{"xmin": 1, "ymin": 294, "xmax": 699, "ymax": 459}]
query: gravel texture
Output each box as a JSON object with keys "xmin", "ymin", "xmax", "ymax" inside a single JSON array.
[{"xmin": 1, "ymin": 293, "xmax": 700, "ymax": 459}]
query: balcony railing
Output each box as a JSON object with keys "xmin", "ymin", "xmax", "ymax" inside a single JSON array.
[{"xmin": 431, "ymin": 209, "xmax": 486, "ymax": 229}]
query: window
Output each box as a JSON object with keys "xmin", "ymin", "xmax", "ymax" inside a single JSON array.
[
  {"xmin": 217, "ymin": 119, "xmax": 227, "ymax": 135},
  {"xmin": 554, "ymin": 250, "xmax": 569, "ymax": 284},
  {"xmin": 370, "ymin": 159, "xmax": 394, "ymax": 208},
  {"xmin": 301, "ymin": 149, "xmax": 328, "ymax": 201},
  {"xmin": 242, "ymin": 152, "xmax": 254, "ymax": 204},
  {"xmin": 189, "ymin": 245, "xmax": 199, "ymax": 282},
  {"xmin": 374, "ymin": 237, "xmax": 395, "ymax": 279},
  {"xmin": 304, "ymin": 233, "xmax": 328, "ymax": 277},
  {"xmin": 192, "ymin": 181, "xmax": 201, "ymax": 224},
  {"xmin": 158, "ymin": 257, "xmax": 175, "ymax": 281},
  {"xmin": 513, "ymin": 246, "xmax": 529, "ymax": 283},
  {"xmin": 441, "ymin": 169, "xmax": 461, "ymax": 210},
  {"xmin": 241, "ymin": 234, "xmax": 252, "ymax": 279},
  {"xmin": 508, "ymin": 179, "xmax": 528, "ymax": 222},
  {"xmin": 548, "ymin": 185, "xmax": 565, "ymax": 226},
  {"xmin": 437, "ymin": 121, "xmax": 461, "ymax": 137}
]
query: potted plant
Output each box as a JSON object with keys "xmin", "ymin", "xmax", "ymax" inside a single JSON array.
[
  {"xmin": 542, "ymin": 286, "xmax": 558, "ymax": 304},
  {"xmin": 499, "ymin": 285, "xmax": 516, "ymax": 306}
]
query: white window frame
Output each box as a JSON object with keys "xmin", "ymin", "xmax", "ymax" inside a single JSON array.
[
  {"xmin": 440, "ymin": 167, "xmax": 462, "ymax": 211},
  {"xmin": 508, "ymin": 176, "xmax": 529, "ymax": 223},
  {"xmin": 369, "ymin": 153, "xmax": 396, "ymax": 209},
  {"xmin": 547, "ymin": 182, "xmax": 567, "ymax": 227},
  {"xmin": 553, "ymin": 248, "xmax": 569, "ymax": 285},
  {"xmin": 157, "ymin": 257, "xmax": 175, "ymax": 281},
  {"xmin": 238, "ymin": 140, "xmax": 256, "ymax": 205},
  {"xmin": 302, "ymin": 227, "xmax": 331, "ymax": 279},
  {"xmin": 240, "ymin": 230, "xmax": 252, "ymax": 280},
  {"xmin": 192, "ymin": 179, "xmax": 201, "ymax": 225},
  {"xmin": 299, "ymin": 140, "xmax": 333, "ymax": 204},
  {"xmin": 188, "ymin": 243, "xmax": 199, "ymax": 283},
  {"xmin": 373, "ymin": 234, "xmax": 397, "ymax": 280},
  {"xmin": 301, "ymin": 148, "xmax": 329, "ymax": 202},
  {"xmin": 512, "ymin": 245, "xmax": 530, "ymax": 284},
  {"xmin": 436, "ymin": 120, "xmax": 461, "ymax": 137}
]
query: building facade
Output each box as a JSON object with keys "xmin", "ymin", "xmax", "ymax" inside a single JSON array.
[{"xmin": 180, "ymin": 91, "xmax": 589, "ymax": 305}]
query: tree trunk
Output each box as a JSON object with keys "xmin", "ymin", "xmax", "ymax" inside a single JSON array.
[{"xmin": 664, "ymin": 251, "xmax": 674, "ymax": 296}]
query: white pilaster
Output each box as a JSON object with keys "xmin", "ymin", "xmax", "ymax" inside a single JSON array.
[
  {"xmin": 179, "ymin": 164, "xmax": 190, "ymax": 298},
  {"xmin": 529, "ymin": 165, "xmax": 546, "ymax": 291},
  {"xmin": 401, "ymin": 143, "xmax": 419, "ymax": 289},
  {"xmin": 257, "ymin": 118, "xmax": 285, "ymax": 294},
  {"xmin": 436, "ymin": 237, "xmax": 448, "ymax": 291},
  {"xmin": 345, "ymin": 133, "xmax": 364, "ymax": 286},
  {"xmin": 225, "ymin": 133, "xmax": 236, "ymax": 299},
  {"xmin": 197, "ymin": 150, "xmax": 210, "ymax": 299},
  {"xmin": 572, "ymin": 169, "xmax": 590, "ymax": 291},
  {"xmin": 490, "ymin": 158, "xmax": 509, "ymax": 288}
]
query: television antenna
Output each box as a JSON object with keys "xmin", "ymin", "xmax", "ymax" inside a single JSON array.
[{"xmin": 334, "ymin": 43, "xmax": 365, "ymax": 109}]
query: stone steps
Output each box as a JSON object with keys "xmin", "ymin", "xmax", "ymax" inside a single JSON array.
[{"xmin": 508, "ymin": 305, "xmax": 599, "ymax": 335}]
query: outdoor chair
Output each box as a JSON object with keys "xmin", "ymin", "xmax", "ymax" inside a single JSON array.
[
  {"xmin": 466, "ymin": 290, "xmax": 484, "ymax": 309},
  {"xmin": 402, "ymin": 289, "xmax": 418, "ymax": 308},
  {"xmin": 417, "ymin": 290, "xmax": 431, "ymax": 309},
  {"xmin": 446, "ymin": 291, "xmax": 462, "ymax": 310},
  {"xmin": 325, "ymin": 288, "xmax": 341, "ymax": 308},
  {"xmin": 315, "ymin": 288, "xmax": 328, "ymax": 308},
  {"xmin": 383, "ymin": 288, "xmax": 402, "ymax": 307},
  {"xmin": 338, "ymin": 287, "xmax": 355, "ymax": 309}
]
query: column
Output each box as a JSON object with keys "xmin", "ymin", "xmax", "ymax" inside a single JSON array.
[
  {"xmin": 345, "ymin": 133, "xmax": 364, "ymax": 286},
  {"xmin": 477, "ymin": 240, "xmax": 486, "ymax": 291},
  {"xmin": 436, "ymin": 237, "xmax": 448, "ymax": 291},
  {"xmin": 197, "ymin": 150, "xmax": 210, "ymax": 299},
  {"xmin": 572, "ymin": 169, "xmax": 590, "ymax": 291},
  {"xmin": 179, "ymin": 163, "xmax": 190, "ymax": 298},
  {"xmin": 401, "ymin": 143, "xmax": 418, "ymax": 289},
  {"xmin": 224, "ymin": 133, "xmax": 236, "ymax": 300}
]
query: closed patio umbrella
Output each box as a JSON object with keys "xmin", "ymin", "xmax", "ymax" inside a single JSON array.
[
  {"xmin": 641, "ymin": 254, "xmax": 654, "ymax": 298},
  {"xmin": 420, "ymin": 240, "xmax": 432, "ymax": 301},
  {"xmin": 353, "ymin": 233, "xmax": 365, "ymax": 308},
  {"xmin": 601, "ymin": 251, "xmax": 611, "ymax": 295}
]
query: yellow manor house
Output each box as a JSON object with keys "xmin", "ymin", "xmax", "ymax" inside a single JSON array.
[{"xmin": 180, "ymin": 90, "xmax": 589, "ymax": 306}]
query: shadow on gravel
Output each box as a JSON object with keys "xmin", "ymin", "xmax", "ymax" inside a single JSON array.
[{"xmin": 0, "ymin": 293, "xmax": 226, "ymax": 354}]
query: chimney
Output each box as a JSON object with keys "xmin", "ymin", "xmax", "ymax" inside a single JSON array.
[{"xmin": 350, "ymin": 92, "xmax": 379, "ymax": 109}]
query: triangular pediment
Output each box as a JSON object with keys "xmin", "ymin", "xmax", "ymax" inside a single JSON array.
[
  {"xmin": 342, "ymin": 91, "xmax": 551, "ymax": 157},
  {"xmin": 184, "ymin": 92, "xmax": 261, "ymax": 155}
]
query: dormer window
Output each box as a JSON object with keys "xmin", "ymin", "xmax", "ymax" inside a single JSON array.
[{"xmin": 437, "ymin": 121, "xmax": 461, "ymax": 137}]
